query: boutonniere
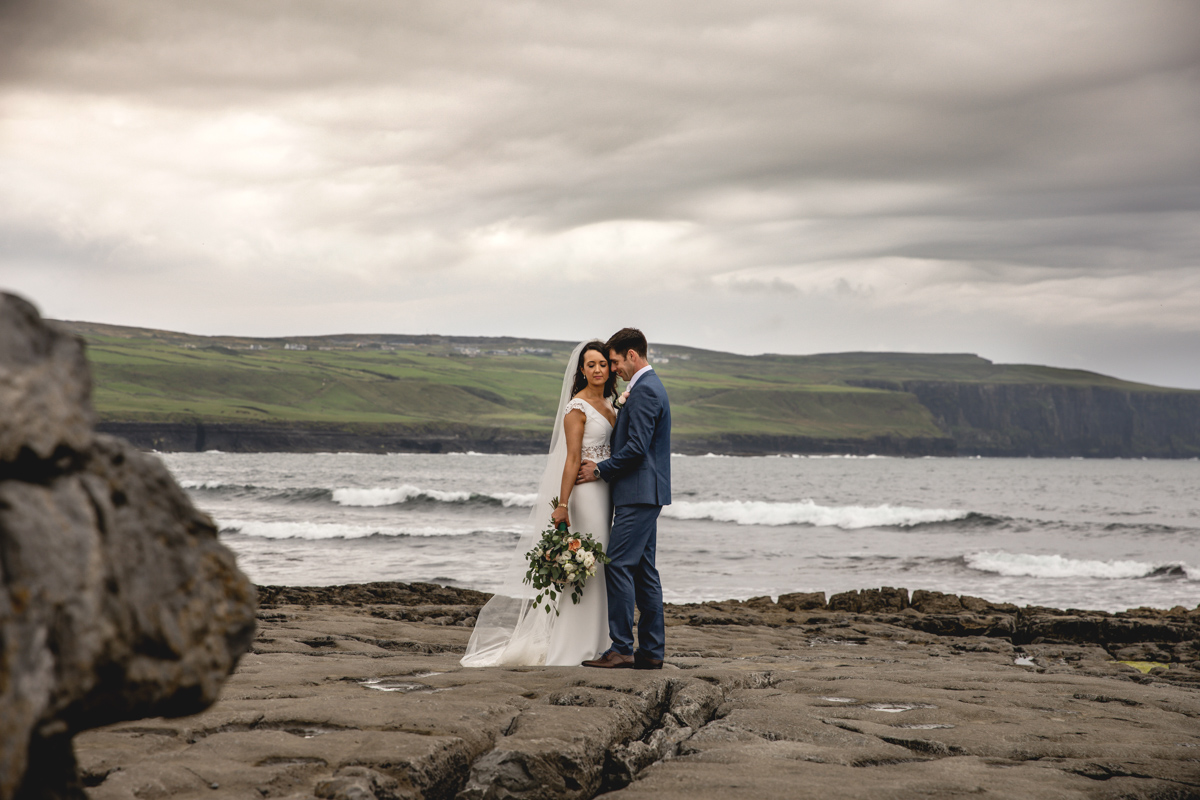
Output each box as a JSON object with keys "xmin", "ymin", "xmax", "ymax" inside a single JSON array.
[{"xmin": 613, "ymin": 389, "xmax": 631, "ymax": 410}]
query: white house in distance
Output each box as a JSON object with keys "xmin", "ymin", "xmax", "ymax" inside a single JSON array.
[{"xmin": 283, "ymin": 343, "xmax": 308, "ymax": 351}]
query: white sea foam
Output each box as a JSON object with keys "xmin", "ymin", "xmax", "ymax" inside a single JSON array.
[
  {"xmin": 218, "ymin": 519, "xmax": 522, "ymax": 540},
  {"xmin": 332, "ymin": 485, "xmax": 468, "ymax": 506},
  {"xmin": 180, "ymin": 480, "xmax": 231, "ymax": 490},
  {"xmin": 965, "ymin": 551, "xmax": 1195, "ymax": 580},
  {"xmin": 331, "ymin": 485, "xmax": 537, "ymax": 508},
  {"xmin": 490, "ymin": 492, "xmax": 539, "ymax": 507},
  {"xmin": 663, "ymin": 499, "xmax": 969, "ymax": 529},
  {"xmin": 795, "ymin": 454, "xmax": 889, "ymax": 459}
]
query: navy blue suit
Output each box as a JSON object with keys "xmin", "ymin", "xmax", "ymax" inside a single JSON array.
[{"xmin": 596, "ymin": 368, "xmax": 671, "ymax": 659}]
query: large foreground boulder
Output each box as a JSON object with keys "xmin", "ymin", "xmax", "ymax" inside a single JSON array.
[{"xmin": 0, "ymin": 293, "xmax": 256, "ymax": 799}]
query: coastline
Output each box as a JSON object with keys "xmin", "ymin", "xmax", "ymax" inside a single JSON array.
[
  {"xmin": 96, "ymin": 421, "xmax": 1200, "ymax": 457},
  {"xmin": 95, "ymin": 421, "xmax": 957, "ymax": 457},
  {"xmin": 76, "ymin": 582, "xmax": 1200, "ymax": 799}
]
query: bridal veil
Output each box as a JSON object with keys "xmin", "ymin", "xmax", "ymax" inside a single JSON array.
[{"xmin": 460, "ymin": 340, "xmax": 597, "ymax": 667}]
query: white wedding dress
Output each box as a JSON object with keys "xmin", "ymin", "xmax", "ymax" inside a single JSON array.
[
  {"xmin": 544, "ymin": 397, "xmax": 612, "ymax": 664},
  {"xmin": 461, "ymin": 342, "xmax": 614, "ymax": 667}
]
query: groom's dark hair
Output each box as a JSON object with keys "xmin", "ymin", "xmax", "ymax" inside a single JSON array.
[{"xmin": 606, "ymin": 328, "xmax": 648, "ymax": 359}]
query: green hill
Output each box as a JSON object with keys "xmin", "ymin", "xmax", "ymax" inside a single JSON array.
[{"xmin": 58, "ymin": 320, "xmax": 1200, "ymax": 457}]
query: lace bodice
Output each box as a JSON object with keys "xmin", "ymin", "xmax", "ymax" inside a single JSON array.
[{"xmin": 564, "ymin": 397, "xmax": 613, "ymax": 461}]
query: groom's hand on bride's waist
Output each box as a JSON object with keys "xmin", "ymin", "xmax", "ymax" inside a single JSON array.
[{"xmin": 576, "ymin": 459, "xmax": 600, "ymax": 485}]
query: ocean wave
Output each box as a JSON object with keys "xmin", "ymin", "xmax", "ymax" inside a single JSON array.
[
  {"xmin": 180, "ymin": 480, "xmax": 237, "ymax": 490},
  {"xmin": 218, "ymin": 519, "xmax": 523, "ymax": 540},
  {"xmin": 181, "ymin": 480, "xmax": 538, "ymax": 508},
  {"xmin": 663, "ymin": 499, "xmax": 973, "ymax": 529},
  {"xmin": 670, "ymin": 453, "xmax": 893, "ymax": 460},
  {"xmin": 1101, "ymin": 521, "xmax": 1191, "ymax": 534},
  {"xmin": 796, "ymin": 454, "xmax": 889, "ymax": 459},
  {"xmin": 183, "ymin": 480, "xmax": 993, "ymax": 531},
  {"xmin": 964, "ymin": 551, "xmax": 1197, "ymax": 581},
  {"xmin": 331, "ymin": 485, "xmax": 537, "ymax": 508},
  {"xmin": 182, "ymin": 482, "xmax": 333, "ymax": 503}
]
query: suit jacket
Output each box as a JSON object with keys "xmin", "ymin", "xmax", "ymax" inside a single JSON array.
[{"xmin": 597, "ymin": 369, "xmax": 671, "ymax": 507}]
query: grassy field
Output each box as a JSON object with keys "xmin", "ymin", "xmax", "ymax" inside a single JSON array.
[{"xmin": 63, "ymin": 320, "xmax": 1178, "ymax": 443}]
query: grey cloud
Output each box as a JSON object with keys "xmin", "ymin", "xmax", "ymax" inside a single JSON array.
[{"xmin": 1, "ymin": 0, "xmax": 1198, "ymax": 387}]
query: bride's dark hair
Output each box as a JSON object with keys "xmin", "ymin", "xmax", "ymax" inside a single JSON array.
[{"xmin": 572, "ymin": 340, "xmax": 617, "ymax": 398}]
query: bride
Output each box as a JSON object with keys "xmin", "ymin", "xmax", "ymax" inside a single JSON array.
[{"xmin": 460, "ymin": 340, "xmax": 617, "ymax": 667}]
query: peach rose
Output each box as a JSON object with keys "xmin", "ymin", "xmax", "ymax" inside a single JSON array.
[{"xmin": 568, "ymin": 539, "xmax": 581, "ymax": 552}]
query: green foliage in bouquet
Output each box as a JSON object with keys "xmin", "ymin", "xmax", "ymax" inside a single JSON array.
[{"xmin": 523, "ymin": 497, "xmax": 611, "ymax": 614}]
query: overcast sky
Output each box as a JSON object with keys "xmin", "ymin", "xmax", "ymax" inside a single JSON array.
[{"xmin": 2, "ymin": 1, "xmax": 1198, "ymax": 387}]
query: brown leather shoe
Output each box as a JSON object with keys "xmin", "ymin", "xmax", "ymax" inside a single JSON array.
[
  {"xmin": 582, "ymin": 650, "xmax": 634, "ymax": 669},
  {"xmin": 633, "ymin": 652, "xmax": 663, "ymax": 670}
]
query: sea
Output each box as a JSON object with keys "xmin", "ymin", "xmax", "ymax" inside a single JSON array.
[{"xmin": 161, "ymin": 451, "xmax": 1200, "ymax": 614}]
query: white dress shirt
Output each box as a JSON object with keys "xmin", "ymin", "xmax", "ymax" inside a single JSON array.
[{"xmin": 626, "ymin": 364, "xmax": 654, "ymax": 392}]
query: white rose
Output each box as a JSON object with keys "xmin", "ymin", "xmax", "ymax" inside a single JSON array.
[{"xmin": 583, "ymin": 552, "xmax": 596, "ymax": 568}]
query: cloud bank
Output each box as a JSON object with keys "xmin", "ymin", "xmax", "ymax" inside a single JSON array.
[{"xmin": 2, "ymin": 0, "xmax": 1198, "ymax": 386}]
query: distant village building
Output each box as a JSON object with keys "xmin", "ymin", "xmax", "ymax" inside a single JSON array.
[
  {"xmin": 283, "ymin": 343, "xmax": 308, "ymax": 351},
  {"xmin": 246, "ymin": 344, "xmax": 268, "ymax": 351},
  {"xmin": 512, "ymin": 347, "xmax": 553, "ymax": 357},
  {"xmin": 648, "ymin": 347, "xmax": 687, "ymax": 364},
  {"xmin": 453, "ymin": 346, "xmax": 481, "ymax": 357}
]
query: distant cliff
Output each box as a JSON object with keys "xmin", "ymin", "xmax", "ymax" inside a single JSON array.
[
  {"xmin": 94, "ymin": 421, "xmax": 550, "ymax": 455},
  {"xmin": 848, "ymin": 380, "xmax": 1200, "ymax": 458},
  {"xmin": 95, "ymin": 421, "xmax": 960, "ymax": 457},
  {"xmin": 49, "ymin": 314, "xmax": 1200, "ymax": 458}
]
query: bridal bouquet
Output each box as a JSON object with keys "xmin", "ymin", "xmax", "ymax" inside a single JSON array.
[{"xmin": 523, "ymin": 498, "xmax": 611, "ymax": 614}]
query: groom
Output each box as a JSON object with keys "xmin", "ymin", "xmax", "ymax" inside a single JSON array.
[{"xmin": 576, "ymin": 328, "xmax": 671, "ymax": 670}]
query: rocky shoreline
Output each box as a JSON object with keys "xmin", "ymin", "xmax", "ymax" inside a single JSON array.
[{"xmin": 75, "ymin": 582, "xmax": 1200, "ymax": 799}]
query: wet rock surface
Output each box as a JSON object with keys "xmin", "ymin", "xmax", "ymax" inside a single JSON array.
[
  {"xmin": 0, "ymin": 294, "xmax": 256, "ymax": 799},
  {"xmin": 74, "ymin": 584, "xmax": 1200, "ymax": 799}
]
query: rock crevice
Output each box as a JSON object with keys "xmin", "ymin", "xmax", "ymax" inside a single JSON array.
[{"xmin": 457, "ymin": 676, "xmax": 726, "ymax": 800}]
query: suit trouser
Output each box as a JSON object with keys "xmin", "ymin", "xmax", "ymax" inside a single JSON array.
[{"xmin": 604, "ymin": 503, "xmax": 665, "ymax": 659}]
